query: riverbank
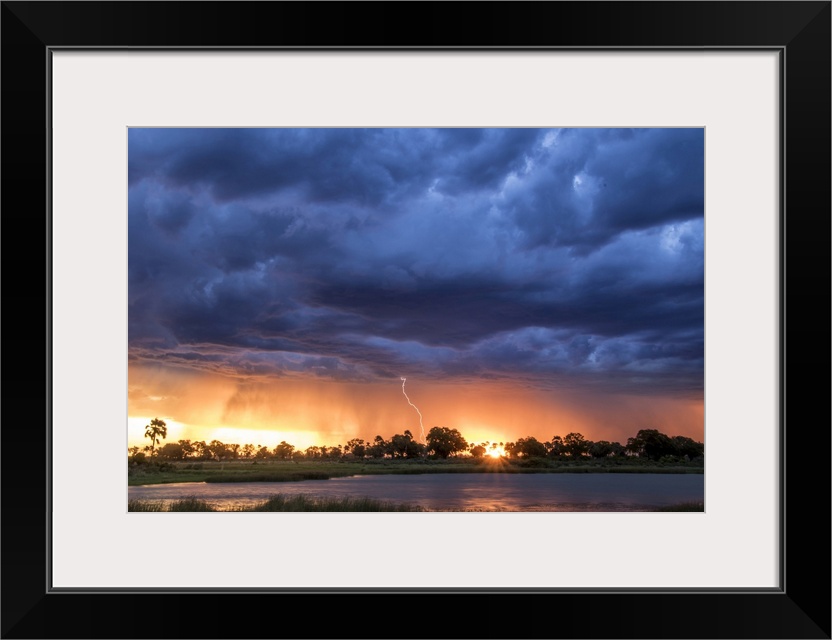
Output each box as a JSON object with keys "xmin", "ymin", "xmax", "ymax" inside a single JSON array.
[
  {"xmin": 128, "ymin": 494, "xmax": 424, "ymax": 512},
  {"xmin": 127, "ymin": 494, "xmax": 704, "ymax": 512},
  {"xmin": 128, "ymin": 458, "xmax": 703, "ymax": 486}
]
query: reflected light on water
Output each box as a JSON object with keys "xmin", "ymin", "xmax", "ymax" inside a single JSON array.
[{"xmin": 128, "ymin": 473, "xmax": 704, "ymax": 512}]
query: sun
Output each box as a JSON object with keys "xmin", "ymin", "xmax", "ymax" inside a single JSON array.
[{"xmin": 485, "ymin": 444, "xmax": 506, "ymax": 459}]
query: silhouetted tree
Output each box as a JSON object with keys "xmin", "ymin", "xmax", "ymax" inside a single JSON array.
[
  {"xmin": 563, "ymin": 432, "xmax": 590, "ymax": 458},
  {"xmin": 178, "ymin": 439, "xmax": 195, "ymax": 459},
  {"xmin": 144, "ymin": 418, "xmax": 167, "ymax": 458},
  {"xmin": 426, "ymin": 426, "xmax": 467, "ymax": 459},
  {"xmin": 626, "ymin": 429, "xmax": 676, "ymax": 461},
  {"xmin": 255, "ymin": 445, "xmax": 271, "ymax": 460},
  {"xmin": 273, "ymin": 441, "xmax": 295, "ymax": 460},
  {"xmin": 389, "ymin": 431, "xmax": 423, "ymax": 458},
  {"xmin": 157, "ymin": 442, "xmax": 186, "ymax": 460},
  {"xmin": 547, "ymin": 435, "xmax": 566, "ymax": 458},
  {"xmin": 588, "ymin": 440, "xmax": 622, "ymax": 458},
  {"xmin": 514, "ymin": 436, "xmax": 547, "ymax": 458},
  {"xmin": 189, "ymin": 440, "xmax": 207, "ymax": 460},
  {"xmin": 671, "ymin": 435, "xmax": 704, "ymax": 460},
  {"xmin": 345, "ymin": 438, "xmax": 367, "ymax": 459},
  {"xmin": 367, "ymin": 435, "xmax": 388, "ymax": 459},
  {"xmin": 128, "ymin": 446, "xmax": 147, "ymax": 465},
  {"xmin": 470, "ymin": 445, "xmax": 487, "ymax": 459},
  {"xmin": 208, "ymin": 440, "xmax": 230, "ymax": 461}
]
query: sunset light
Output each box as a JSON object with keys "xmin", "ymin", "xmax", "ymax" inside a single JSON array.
[
  {"xmin": 127, "ymin": 127, "xmax": 704, "ymax": 513},
  {"xmin": 127, "ymin": 417, "xmax": 186, "ymax": 448}
]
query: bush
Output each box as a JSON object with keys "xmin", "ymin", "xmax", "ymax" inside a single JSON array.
[
  {"xmin": 127, "ymin": 499, "xmax": 163, "ymax": 512},
  {"xmin": 128, "ymin": 452, "xmax": 148, "ymax": 466},
  {"xmin": 167, "ymin": 497, "xmax": 215, "ymax": 512},
  {"xmin": 516, "ymin": 457, "xmax": 550, "ymax": 469},
  {"xmin": 128, "ymin": 497, "xmax": 215, "ymax": 512},
  {"xmin": 204, "ymin": 470, "xmax": 335, "ymax": 483},
  {"xmin": 654, "ymin": 501, "xmax": 704, "ymax": 512},
  {"xmin": 249, "ymin": 494, "xmax": 423, "ymax": 512}
]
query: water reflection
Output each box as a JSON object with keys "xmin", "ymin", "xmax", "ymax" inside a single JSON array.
[{"xmin": 128, "ymin": 473, "xmax": 704, "ymax": 512}]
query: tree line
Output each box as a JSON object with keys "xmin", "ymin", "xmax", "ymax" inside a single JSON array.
[{"xmin": 131, "ymin": 418, "xmax": 703, "ymax": 464}]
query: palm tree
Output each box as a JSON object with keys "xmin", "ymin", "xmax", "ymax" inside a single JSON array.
[{"xmin": 144, "ymin": 418, "xmax": 167, "ymax": 458}]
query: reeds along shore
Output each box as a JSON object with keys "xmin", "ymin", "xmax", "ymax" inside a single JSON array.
[
  {"xmin": 128, "ymin": 495, "xmax": 423, "ymax": 512},
  {"xmin": 128, "ymin": 456, "xmax": 705, "ymax": 487},
  {"xmin": 127, "ymin": 495, "xmax": 704, "ymax": 513}
]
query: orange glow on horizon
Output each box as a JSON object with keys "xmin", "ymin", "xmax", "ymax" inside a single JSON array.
[
  {"xmin": 127, "ymin": 417, "xmax": 186, "ymax": 449},
  {"xmin": 128, "ymin": 363, "xmax": 703, "ymax": 450},
  {"xmin": 209, "ymin": 427, "xmax": 317, "ymax": 450}
]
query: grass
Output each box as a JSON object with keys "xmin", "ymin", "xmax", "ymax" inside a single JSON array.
[
  {"xmin": 127, "ymin": 499, "xmax": 166, "ymax": 512},
  {"xmin": 128, "ymin": 458, "xmax": 704, "ymax": 486},
  {"xmin": 653, "ymin": 501, "xmax": 704, "ymax": 512},
  {"xmin": 166, "ymin": 497, "xmax": 216, "ymax": 511},
  {"xmin": 204, "ymin": 470, "xmax": 348, "ymax": 483},
  {"xmin": 128, "ymin": 495, "xmax": 704, "ymax": 513},
  {"xmin": 128, "ymin": 494, "xmax": 422, "ymax": 512},
  {"xmin": 244, "ymin": 494, "xmax": 423, "ymax": 512},
  {"xmin": 128, "ymin": 497, "xmax": 215, "ymax": 511}
]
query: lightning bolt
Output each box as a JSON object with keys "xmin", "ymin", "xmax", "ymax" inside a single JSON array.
[{"xmin": 400, "ymin": 377, "xmax": 426, "ymax": 444}]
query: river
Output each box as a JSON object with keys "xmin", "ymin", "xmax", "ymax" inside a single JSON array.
[{"xmin": 128, "ymin": 472, "xmax": 704, "ymax": 512}]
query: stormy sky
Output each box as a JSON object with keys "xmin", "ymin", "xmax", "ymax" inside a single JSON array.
[{"xmin": 127, "ymin": 128, "xmax": 704, "ymax": 448}]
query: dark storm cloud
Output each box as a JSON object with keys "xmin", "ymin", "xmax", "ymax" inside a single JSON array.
[
  {"xmin": 129, "ymin": 129, "xmax": 540, "ymax": 207},
  {"xmin": 505, "ymin": 128, "xmax": 704, "ymax": 252},
  {"xmin": 128, "ymin": 128, "xmax": 704, "ymax": 395}
]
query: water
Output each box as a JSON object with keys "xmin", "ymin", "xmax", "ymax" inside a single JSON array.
[{"xmin": 128, "ymin": 473, "xmax": 704, "ymax": 512}]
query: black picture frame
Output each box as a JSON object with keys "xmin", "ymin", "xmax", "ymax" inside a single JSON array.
[{"xmin": 2, "ymin": 2, "xmax": 829, "ymax": 638}]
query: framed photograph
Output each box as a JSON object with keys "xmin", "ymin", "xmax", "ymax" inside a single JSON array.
[{"xmin": 3, "ymin": 2, "xmax": 829, "ymax": 638}]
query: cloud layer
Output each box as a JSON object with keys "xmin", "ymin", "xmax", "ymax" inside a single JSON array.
[{"xmin": 129, "ymin": 128, "xmax": 704, "ymax": 399}]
